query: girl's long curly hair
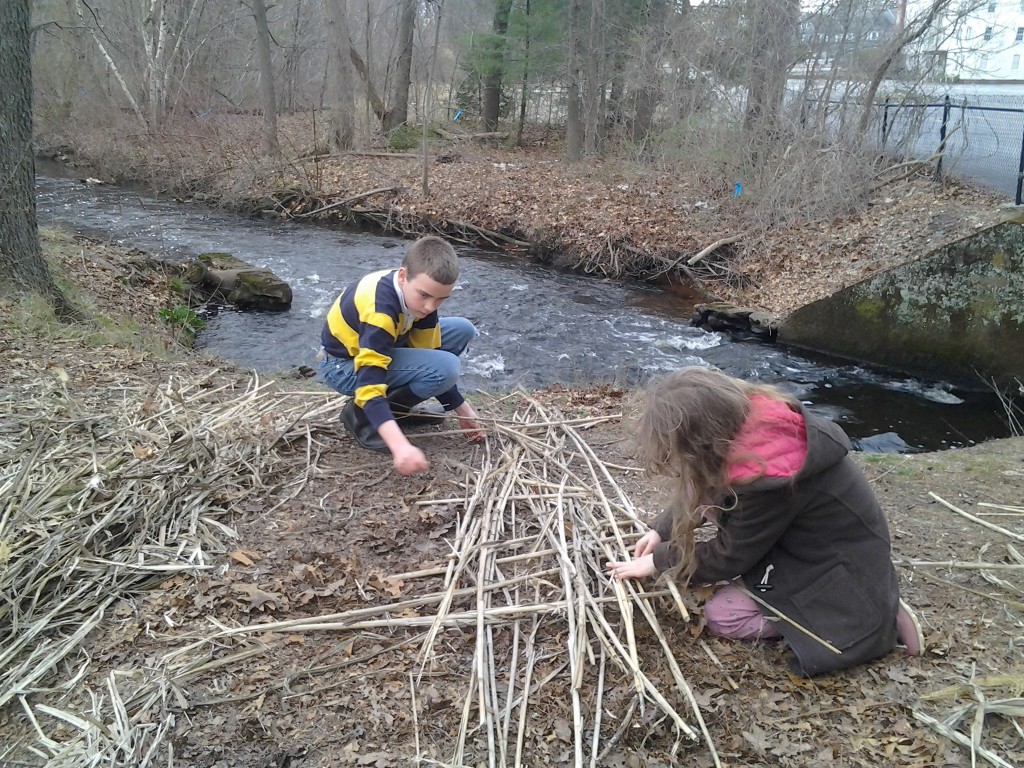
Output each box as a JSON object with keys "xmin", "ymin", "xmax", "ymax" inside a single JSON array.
[{"xmin": 633, "ymin": 366, "xmax": 798, "ymax": 583}]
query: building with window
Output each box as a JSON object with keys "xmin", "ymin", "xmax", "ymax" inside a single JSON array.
[{"xmin": 919, "ymin": 0, "xmax": 1024, "ymax": 80}]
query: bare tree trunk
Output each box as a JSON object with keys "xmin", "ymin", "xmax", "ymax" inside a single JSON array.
[
  {"xmin": 516, "ymin": 0, "xmax": 531, "ymax": 145},
  {"xmin": 325, "ymin": 0, "xmax": 357, "ymax": 150},
  {"xmin": 482, "ymin": 0, "xmax": 513, "ymax": 133},
  {"xmin": 857, "ymin": 0, "xmax": 953, "ymax": 134},
  {"xmin": 74, "ymin": 0, "xmax": 145, "ymax": 125},
  {"xmin": 384, "ymin": 0, "xmax": 416, "ymax": 132},
  {"xmin": 422, "ymin": 1, "xmax": 445, "ymax": 198},
  {"xmin": 349, "ymin": 46, "xmax": 387, "ymax": 123},
  {"xmin": 0, "ymin": 0, "xmax": 79, "ymax": 318},
  {"xmin": 582, "ymin": 0, "xmax": 602, "ymax": 154},
  {"xmin": 632, "ymin": 0, "xmax": 673, "ymax": 142},
  {"xmin": 252, "ymin": 0, "xmax": 281, "ymax": 159},
  {"xmin": 743, "ymin": 0, "xmax": 799, "ymax": 161},
  {"xmin": 565, "ymin": 0, "xmax": 584, "ymax": 161}
]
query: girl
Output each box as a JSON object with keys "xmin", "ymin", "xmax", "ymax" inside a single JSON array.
[{"xmin": 606, "ymin": 367, "xmax": 923, "ymax": 676}]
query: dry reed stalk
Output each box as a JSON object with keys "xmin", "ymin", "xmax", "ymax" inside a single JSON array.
[
  {"xmin": 977, "ymin": 503, "xmax": 1024, "ymax": 515},
  {"xmin": 1, "ymin": 367, "xmax": 359, "ymax": 763},
  {"xmin": 894, "ymin": 559, "xmax": 1024, "ymax": 570},
  {"xmin": 913, "ymin": 710, "xmax": 1015, "ymax": 768},
  {"xmin": 739, "ymin": 587, "xmax": 842, "ymax": 655},
  {"xmin": 930, "ymin": 493, "xmax": 1024, "ymax": 543}
]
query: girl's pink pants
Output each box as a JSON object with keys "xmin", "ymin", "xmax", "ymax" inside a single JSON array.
[{"xmin": 704, "ymin": 582, "xmax": 782, "ymax": 640}]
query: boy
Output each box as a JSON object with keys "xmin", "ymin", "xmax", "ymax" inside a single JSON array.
[{"xmin": 317, "ymin": 235, "xmax": 484, "ymax": 476}]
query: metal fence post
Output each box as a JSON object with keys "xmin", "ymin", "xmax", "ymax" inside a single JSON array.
[
  {"xmin": 881, "ymin": 97, "xmax": 890, "ymax": 147},
  {"xmin": 1016, "ymin": 124, "xmax": 1024, "ymax": 206},
  {"xmin": 935, "ymin": 94, "xmax": 950, "ymax": 181}
]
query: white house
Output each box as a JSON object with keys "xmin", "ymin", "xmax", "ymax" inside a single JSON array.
[{"xmin": 925, "ymin": 1, "xmax": 1024, "ymax": 80}]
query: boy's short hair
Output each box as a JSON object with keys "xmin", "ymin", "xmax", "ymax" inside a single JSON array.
[{"xmin": 403, "ymin": 236, "xmax": 459, "ymax": 285}]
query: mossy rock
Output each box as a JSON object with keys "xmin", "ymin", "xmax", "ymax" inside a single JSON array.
[{"xmin": 182, "ymin": 252, "xmax": 292, "ymax": 311}]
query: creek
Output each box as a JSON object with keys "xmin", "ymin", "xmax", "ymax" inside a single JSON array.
[{"xmin": 34, "ymin": 161, "xmax": 1012, "ymax": 453}]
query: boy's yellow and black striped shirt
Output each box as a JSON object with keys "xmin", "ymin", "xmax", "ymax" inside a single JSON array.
[{"xmin": 320, "ymin": 269, "xmax": 464, "ymax": 427}]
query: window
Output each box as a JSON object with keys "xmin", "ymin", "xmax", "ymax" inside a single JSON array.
[
  {"xmin": 1017, "ymin": 27, "xmax": 1024, "ymax": 41},
  {"xmin": 985, "ymin": 26, "xmax": 994, "ymax": 40},
  {"xmin": 1014, "ymin": 54, "xmax": 1021, "ymax": 69},
  {"xmin": 981, "ymin": 54, "xmax": 990, "ymax": 69},
  {"xmin": 989, "ymin": 1, "xmax": 997, "ymax": 11}
]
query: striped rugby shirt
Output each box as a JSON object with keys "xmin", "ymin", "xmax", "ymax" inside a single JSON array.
[{"xmin": 320, "ymin": 269, "xmax": 465, "ymax": 428}]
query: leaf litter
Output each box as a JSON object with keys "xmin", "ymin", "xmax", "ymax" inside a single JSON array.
[{"xmin": 1, "ymin": 216, "xmax": 1023, "ymax": 768}]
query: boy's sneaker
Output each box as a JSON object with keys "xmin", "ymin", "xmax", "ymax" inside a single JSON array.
[
  {"xmin": 387, "ymin": 385, "xmax": 445, "ymax": 427},
  {"xmin": 896, "ymin": 599, "xmax": 924, "ymax": 656},
  {"xmin": 340, "ymin": 400, "xmax": 389, "ymax": 454}
]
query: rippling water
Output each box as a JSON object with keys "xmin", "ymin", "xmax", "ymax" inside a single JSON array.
[{"xmin": 34, "ymin": 161, "xmax": 1012, "ymax": 452}]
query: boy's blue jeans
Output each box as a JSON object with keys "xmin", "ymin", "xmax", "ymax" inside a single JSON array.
[{"xmin": 318, "ymin": 317, "xmax": 477, "ymax": 403}]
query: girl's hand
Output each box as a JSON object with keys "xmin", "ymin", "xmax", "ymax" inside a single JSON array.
[
  {"xmin": 605, "ymin": 553, "xmax": 657, "ymax": 580},
  {"xmin": 634, "ymin": 530, "xmax": 662, "ymax": 558}
]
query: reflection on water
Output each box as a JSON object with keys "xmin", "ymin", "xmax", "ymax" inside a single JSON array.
[{"xmin": 34, "ymin": 162, "xmax": 1012, "ymax": 452}]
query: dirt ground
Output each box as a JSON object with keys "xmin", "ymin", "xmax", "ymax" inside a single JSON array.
[
  {"xmin": 149, "ymin": 406, "xmax": 1024, "ymax": 768},
  {"xmin": 1, "ymin": 233, "xmax": 1023, "ymax": 767}
]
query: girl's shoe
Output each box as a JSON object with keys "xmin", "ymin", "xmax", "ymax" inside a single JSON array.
[{"xmin": 896, "ymin": 599, "xmax": 924, "ymax": 656}]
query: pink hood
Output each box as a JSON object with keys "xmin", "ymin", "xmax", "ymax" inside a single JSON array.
[{"xmin": 727, "ymin": 395, "xmax": 808, "ymax": 483}]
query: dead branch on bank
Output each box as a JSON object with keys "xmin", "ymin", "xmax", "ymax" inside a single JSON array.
[
  {"xmin": 349, "ymin": 205, "xmax": 531, "ymax": 250},
  {"xmin": 292, "ymin": 186, "xmax": 402, "ymax": 218}
]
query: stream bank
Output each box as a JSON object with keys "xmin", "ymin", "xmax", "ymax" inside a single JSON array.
[{"xmin": 2, "ymin": 227, "xmax": 1023, "ymax": 768}]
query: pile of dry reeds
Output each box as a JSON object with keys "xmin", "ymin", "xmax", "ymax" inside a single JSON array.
[
  {"xmin": 155, "ymin": 392, "xmax": 718, "ymax": 766},
  {"xmin": 0, "ymin": 366, "xmax": 339, "ymax": 766},
  {"xmin": 3, "ymin": 378, "xmax": 720, "ymax": 766}
]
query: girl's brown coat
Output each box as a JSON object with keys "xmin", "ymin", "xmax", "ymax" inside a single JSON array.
[{"xmin": 652, "ymin": 407, "xmax": 900, "ymax": 676}]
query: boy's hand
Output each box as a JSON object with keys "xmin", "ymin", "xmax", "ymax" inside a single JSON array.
[
  {"xmin": 453, "ymin": 402, "xmax": 485, "ymax": 441},
  {"xmin": 378, "ymin": 420, "xmax": 430, "ymax": 475},
  {"xmin": 392, "ymin": 443, "xmax": 430, "ymax": 475},
  {"xmin": 605, "ymin": 553, "xmax": 657, "ymax": 580}
]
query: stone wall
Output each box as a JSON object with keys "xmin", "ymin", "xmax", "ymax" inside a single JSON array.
[{"xmin": 779, "ymin": 216, "xmax": 1024, "ymax": 385}]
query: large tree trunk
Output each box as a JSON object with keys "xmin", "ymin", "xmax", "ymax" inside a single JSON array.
[
  {"xmin": 384, "ymin": 0, "xmax": 416, "ymax": 133},
  {"xmin": 582, "ymin": 0, "xmax": 602, "ymax": 154},
  {"xmin": 565, "ymin": 0, "xmax": 584, "ymax": 161},
  {"xmin": 743, "ymin": 0, "xmax": 799, "ymax": 162},
  {"xmin": 482, "ymin": 0, "xmax": 513, "ymax": 133},
  {"xmin": 324, "ymin": 0, "xmax": 357, "ymax": 150},
  {"xmin": 631, "ymin": 0, "xmax": 672, "ymax": 142},
  {"xmin": 0, "ymin": 0, "xmax": 78, "ymax": 317},
  {"xmin": 252, "ymin": 0, "xmax": 281, "ymax": 159},
  {"xmin": 516, "ymin": 0, "xmax": 532, "ymax": 145}
]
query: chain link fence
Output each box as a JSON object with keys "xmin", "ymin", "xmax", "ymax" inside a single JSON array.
[{"xmin": 875, "ymin": 93, "xmax": 1024, "ymax": 203}]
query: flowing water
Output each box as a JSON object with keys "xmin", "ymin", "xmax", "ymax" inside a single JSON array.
[{"xmin": 34, "ymin": 162, "xmax": 1012, "ymax": 453}]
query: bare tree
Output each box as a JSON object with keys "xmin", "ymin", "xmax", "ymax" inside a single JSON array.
[
  {"xmin": 631, "ymin": 0, "xmax": 674, "ymax": 142},
  {"xmin": 385, "ymin": 0, "xmax": 417, "ymax": 132},
  {"xmin": 481, "ymin": 0, "xmax": 512, "ymax": 132},
  {"xmin": 73, "ymin": 0, "xmax": 227, "ymax": 129},
  {"xmin": 743, "ymin": 0, "xmax": 800, "ymax": 159},
  {"xmin": 252, "ymin": 0, "xmax": 281, "ymax": 158},
  {"xmin": 0, "ymin": 0, "xmax": 78, "ymax": 317},
  {"xmin": 324, "ymin": 0, "xmax": 358, "ymax": 149},
  {"xmin": 857, "ymin": 0, "xmax": 959, "ymax": 134},
  {"xmin": 565, "ymin": 0, "xmax": 584, "ymax": 161}
]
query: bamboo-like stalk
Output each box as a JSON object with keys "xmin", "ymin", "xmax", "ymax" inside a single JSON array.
[
  {"xmin": 739, "ymin": 587, "xmax": 842, "ymax": 655},
  {"xmin": 895, "ymin": 559, "xmax": 1024, "ymax": 570},
  {"xmin": 913, "ymin": 710, "xmax": 1015, "ymax": 768},
  {"xmin": 930, "ymin": 492, "xmax": 1024, "ymax": 543}
]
